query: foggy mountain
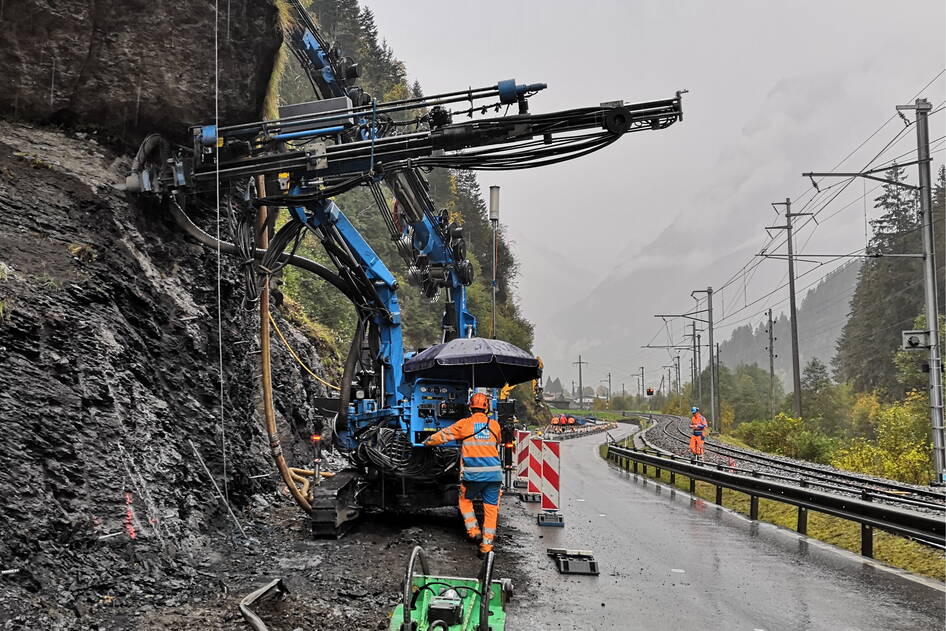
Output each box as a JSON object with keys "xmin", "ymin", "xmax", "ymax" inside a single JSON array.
[{"xmin": 718, "ymin": 261, "xmax": 862, "ymax": 387}]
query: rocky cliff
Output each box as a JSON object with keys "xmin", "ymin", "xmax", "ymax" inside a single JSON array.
[
  {"xmin": 0, "ymin": 0, "xmax": 282, "ymax": 147},
  {"xmin": 0, "ymin": 118, "xmax": 333, "ymax": 626}
]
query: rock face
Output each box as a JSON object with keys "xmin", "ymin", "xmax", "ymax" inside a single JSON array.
[
  {"xmin": 0, "ymin": 0, "xmax": 282, "ymax": 147},
  {"xmin": 0, "ymin": 120, "xmax": 332, "ymax": 625}
]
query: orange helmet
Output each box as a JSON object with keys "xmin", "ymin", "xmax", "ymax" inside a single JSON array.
[{"xmin": 469, "ymin": 392, "xmax": 489, "ymax": 411}]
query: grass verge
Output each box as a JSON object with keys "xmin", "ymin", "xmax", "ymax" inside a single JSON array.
[{"xmin": 712, "ymin": 433, "xmax": 753, "ymax": 449}]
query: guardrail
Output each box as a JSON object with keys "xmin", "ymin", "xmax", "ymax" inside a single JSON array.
[{"xmin": 605, "ymin": 443, "xmax": 945, "ymax": 557}]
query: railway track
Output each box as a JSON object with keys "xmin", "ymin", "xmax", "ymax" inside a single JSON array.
[{"xmin": 640, "ymin": 413, "xmax": 946, "ymax": 514}]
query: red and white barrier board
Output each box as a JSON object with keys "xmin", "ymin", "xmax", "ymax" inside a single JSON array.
[
  {"xmin": 528, "ymin": 437, "xmax": 543, "ymax": 494},
  {"xmin": 515, "ymin": 430, "xmax": 531, "ymax": 482},
  {"xmin": 541, "ymin": 439, "xmax": 561, "ymax": 511}
]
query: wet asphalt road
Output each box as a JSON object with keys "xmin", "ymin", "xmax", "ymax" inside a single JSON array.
[{"xmin": 503, "ymin": 429, "xmax": 945, "ymax": 631}]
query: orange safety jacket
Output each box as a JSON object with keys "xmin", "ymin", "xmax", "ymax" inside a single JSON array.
[
  {"xmin": 425, "ymin": 412, "xmax": 503, "ymax": 482},
  {"xmin": 690, "ymin": 413, "xmax": 708, "ymax": 437}
]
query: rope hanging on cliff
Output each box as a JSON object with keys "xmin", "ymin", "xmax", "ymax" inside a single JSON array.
[
  {"xmin": 268, "ymin": 313, "xmax": 341, "ymax": 391},
  {"xmin": 213, "ymin": 0, "xmax": 233, "ymax": 512}
]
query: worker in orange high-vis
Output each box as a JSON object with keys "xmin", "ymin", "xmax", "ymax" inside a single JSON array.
[
  {"xmin": 689, "ymin": 406, "xmax": 708, "ymax": 460},
  {"xmin": 424, "ymin": 392, "xmax": 503, "ymax": 555}
]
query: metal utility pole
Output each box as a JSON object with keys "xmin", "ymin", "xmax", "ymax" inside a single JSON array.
[
  {"xmin": 766, "ymin": 308, "xmax": 776, "ymax": 418},
  {"xmin": 716, "ymin": 343, "xmax": 722, "ymax": 425},
  {"xmin": 489, "ymin": 186, "xmax": 500, "ymax": 338},
  {"xmin": 689, "ymin": 288, "xmax": 716, "ymax": 430},
  {"xmin": 662, "ymin": 365, "xmax": 674, "ymax": 395},
  {"xmin": 621, "ymin": 383, "xmax": 626, "ymax": 398},
  {"xmin": 606, "ymin": 372, "xmax": 612, "ymax": 409},
  {"xmin": 768, "ymin": 200, "xmax": 809, "ymax": 417},
  {"xmin": 707, "ymin": 288, "xmax": 715, "ymax": 429},
  {"xmin": 674, "ymin": 355, "xmax": 681, "ymax": 395},
  {"xmin": 691, "ymin": 322, "xmax": 698, "ymax": 388},
  {"xmin": 899, "ymin": 98, "xmax": 945, "ymax": 484},
  {"xmin": 696, "ymin": 333, "xmax": 703, "ymax": 409},
  {"xmin": 640, "ymin": 366, "xmax": 645, "ymax": 399},
  {"xmin": 574, "ymin": 355, "xmax": 588, "ymax": 410}
]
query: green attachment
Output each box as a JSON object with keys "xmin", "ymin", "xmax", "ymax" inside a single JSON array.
[
  {"xmin": 389, "ymin": 546, "xmax": 510, "ymax": 631},
  {"xmin": 389, "ymin": 575, "xmax": 506, "ymax": 631}
]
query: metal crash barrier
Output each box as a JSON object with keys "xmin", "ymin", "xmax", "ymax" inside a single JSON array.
[{"xmin": 605, "ymin": 444, "xmax": 945, "ymax": 557}]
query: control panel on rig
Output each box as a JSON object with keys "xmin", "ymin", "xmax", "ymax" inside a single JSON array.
[{"xmin": 409, "ymin": 379, "xmax": 472, "ymax": 444}]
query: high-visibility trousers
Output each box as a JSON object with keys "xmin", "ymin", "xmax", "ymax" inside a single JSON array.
[
  {"xmin": 458, "ymin": 482, "xmax": 501, "ymax": 553},
  {"xmin": 689, "ymin": 434, "xmax": 705, "ymax": 456}
]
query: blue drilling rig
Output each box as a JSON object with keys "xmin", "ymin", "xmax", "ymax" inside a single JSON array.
[{"xmin": 126, "ymin": 0, "xmax": 684, "ymax": 535}]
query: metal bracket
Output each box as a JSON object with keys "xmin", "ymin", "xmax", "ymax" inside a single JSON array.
[
  {"xmin": 547, "ymin": 549, "xmax": 599, "ymax": 575},
  {"xmin": 518, "ymin": 492, "xmax": 541, "ymax": 503},
  {"xmin": 307, "ymin": 142, "xmax": 328, "ymax": 170},
  {"xmin": 537, "ymin": 511, "xmax": 564, "ymax": 527}
]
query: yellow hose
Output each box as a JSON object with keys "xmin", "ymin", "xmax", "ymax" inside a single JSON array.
[
  {"xmin": 268, "ymin": 312, "xmax": 340, "ymax": 391},
  {"xmin": 257, "ymin": 177, "xmax": 312, "ymax": 513}
]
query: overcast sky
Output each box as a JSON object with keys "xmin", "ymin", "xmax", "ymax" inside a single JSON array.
[{"xmin": 365, "ymin": 0, "xmax": 945, "ymax": 389}]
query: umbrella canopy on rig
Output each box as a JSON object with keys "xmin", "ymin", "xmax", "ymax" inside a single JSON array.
[{"xmin": 402, "ymin": 337, "xmax": 540, "ymax": 387}]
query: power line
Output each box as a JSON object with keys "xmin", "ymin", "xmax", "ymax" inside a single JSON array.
[
  {"xmin": 715, "ymin": 215, "xmax": 941, "ymax": 334},
  {"xmin": 647, "ymin": 74, "xmax": 945, "ymax": 373},
  {"xmin": 708, "ymin": 72, "xmax": 945, "ymax": 299}
]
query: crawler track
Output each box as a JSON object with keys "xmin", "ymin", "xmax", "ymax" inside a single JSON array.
[{"xmin": 640, "ymin": 414, "xmax": 946, "ymax": 514}]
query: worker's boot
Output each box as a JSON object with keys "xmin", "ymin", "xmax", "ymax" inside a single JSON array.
[
  {"xmin": 477, "ymin": 541, "xmax": 493, "ymax": 558},
  {"xmin": 466, "ymin": 527, "xmax": 482, "ymax": 542}
]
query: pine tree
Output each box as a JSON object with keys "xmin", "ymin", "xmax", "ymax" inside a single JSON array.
[
  {"xmin": 867, "ymin": 163, "xmax": 918, "ymax": 252},
  {"xmin": 833, "ymin": 163, "xmax": 941, "ymax": 398}
]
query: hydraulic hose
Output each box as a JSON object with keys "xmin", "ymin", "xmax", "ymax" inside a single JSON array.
[
  {"xmin": 256, "ymin": 176, "xmax": 312, "ymax": 513},
  {"xmin": 130, "ymin": 133, "xmax": 170, "ymax": 173},
  {"xmin": 166, "ymin": 197, "xmax": 360, "ymax": 305}
]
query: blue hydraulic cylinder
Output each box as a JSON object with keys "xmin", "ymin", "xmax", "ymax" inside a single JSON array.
[
  {"xmin": 271, "ymin": 125, "xmax": 345, "ymax": 141},
  {"xmin": 290, "ymin": 199, "xmax": 404, "ymax": 419}
]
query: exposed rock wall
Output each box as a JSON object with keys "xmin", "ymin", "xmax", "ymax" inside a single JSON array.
[
  {"xmin": 0, "ymin": 120, "xmax": 331, "ymax": 624},
  {"xmin": 0, "ymin": 0, "xmax": 283, "ymax": 146}
]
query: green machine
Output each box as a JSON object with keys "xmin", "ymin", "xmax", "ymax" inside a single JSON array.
[{"xmin": 390, "ymin": 546, "xmax": 513, "ymax": 631}]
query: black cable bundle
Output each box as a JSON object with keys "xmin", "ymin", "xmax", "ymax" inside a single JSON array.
[{"xmin": 221, "ymin": 185, "xmax": 261, "ymax": 310}]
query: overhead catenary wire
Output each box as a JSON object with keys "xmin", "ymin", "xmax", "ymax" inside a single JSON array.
[
  {"xmin": 714, "ymin": 215, "xmax": 941, "ymax": 334},
  {"xmin": 708, "ymin": 75, "xmax": 945, "ymax": 301},
  {"xmin": 710, "ymin": 105, "xmax": 943, "ymax": 329},
  {"xmin": 651, "ymin": 76, "xmax": 945, "ymax": 363}
]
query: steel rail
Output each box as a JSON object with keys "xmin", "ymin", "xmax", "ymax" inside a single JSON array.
[
  {"xmin": 647, "ymin": 423, "xmax": 940, "ymax": 511},
  {"xmin": 657, "ymin": 414, "xmax": 945, "ymax": 507},
  {"xmin": 606, "ymin": 444, "xmax": 945, "ymax": 554}
]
